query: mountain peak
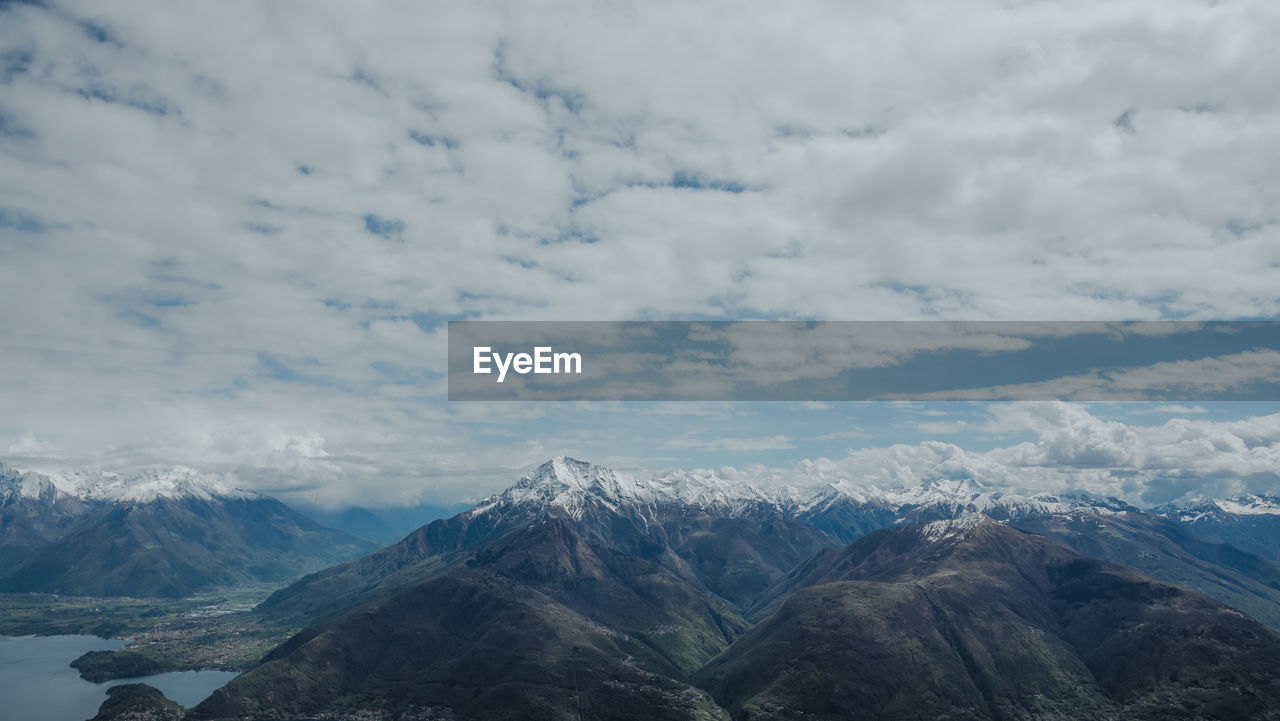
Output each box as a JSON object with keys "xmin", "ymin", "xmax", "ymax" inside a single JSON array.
[
  {"xmin": 1212, "ymin": 495, "xmax": 1280, "ymax": 516},
  {"xmin": 471, "ymin": 458, "xmax": 638, "ymax": 519},
  {"xmin": 0, "ymin": 463, "xmax": 65, "ymax": 502},
  {"xmin": 472, "ymin": 457, "xmax": 786, "ymax": 520},
  {"xmin": 0, "ymin": 460, "xmax": 256, "ymax": 504},
  {"xmin": 916, "ymin": 510, "xmax": 992, "ymax": 542},
  {"xmin": 87, "ymin": 466, "xmax": 258, "ymax": 503}
]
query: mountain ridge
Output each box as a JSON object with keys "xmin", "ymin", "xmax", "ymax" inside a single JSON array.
[{"xmin": 0, "ymin": 459, "xmax": 374, "ymax": 598}]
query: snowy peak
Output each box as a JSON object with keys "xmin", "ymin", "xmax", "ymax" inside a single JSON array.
[
  {"xmin": 651, "ymin": 468, "xmax": 791, "ymax": 510},
  {"xmin": 1162, "ymin": 494, "xmax": 1280, "ymax": 521},
  {"xmin": 471, "ymin": 457, "xmax": 785, "ymax": 520},
  {"xmin": 0, "ymin": 463, "xmax": 67, "ymax": 502},
  {"xmin": 916, "ymin": 511, "xmax": 992, "ymax": 543},
  {"xmin": 76, "ymin": 466, "xmax": 258, "ymax": 504},
  {"xmin": 1211, "ymin": 495, "xmax": 1280, "ymax": 516},
  {"xmin": 812, "ymin": 476, "xmax": 1134, "ymax": 519},
  {"xmin": 0, "ymin": 460, "xmax": 256, "ymax": 504},
  {"xmin": 473, "ymin": 458, "xmax": 1151, "ymax": 525},
  {"xmin": 495, "ymin": 457, "xmax": 644, "ymax": 514}
]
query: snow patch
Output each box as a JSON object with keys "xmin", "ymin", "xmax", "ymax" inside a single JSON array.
[
  {"xmin": 918, "ymin": 512, "xmax": 989, "ymax": 542},
  {"xmin": 1213, "ymin": 496, "xmax": 1280, "ymax": 516}
]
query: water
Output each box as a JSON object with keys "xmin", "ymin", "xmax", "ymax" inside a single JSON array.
[{"xmin": 0, "ymin": 634, "xmax": 238, "ymax": 721}]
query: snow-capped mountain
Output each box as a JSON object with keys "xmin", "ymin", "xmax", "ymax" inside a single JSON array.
[
  {"xmin": 467, "ymin": 457, "xmax": 1145, "ymax": 552},
  {"xmin": 0, "ymin": 459, "xmax": 83, "ymax": 503},
  {"xmin": 1162, "ymin": 494, "xmax": 1280, "ymax": 522},
  {"xmin": 814, "ymin": 475, "xmax": 1134, "ymax": 516},
  {"xmin": 472, "ymin": 457, "xmax": 1135, "ymax": 527},
  {"xmin": 265, "ymin": 457, "xmax": 836, "ymax": 618},
  {"xmin": 0, "ymin": 459, "xmax": 372, "ymax": 597},
  {"xmin": 264, "ymin": 455, "xmax": 1280, "ymax": 642},
  {"xmin": 16, "ymin": 464, "xmax": 257, "ymax": 504},
  {"xmin": 469, "ymin": 456, "xmax": 789, "ymax": 521},
  {"xmin": 1157, "ymin": 494, "xmax": 1280, "ymax": 563},
  {"xmin": 0, "ymin": 461, "xmax": 96, "ymax": 569}
]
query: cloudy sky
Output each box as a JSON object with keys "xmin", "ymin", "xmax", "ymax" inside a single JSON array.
[{"xmin": 2, "ymin": 1, "xmax": 1278, "ymax": 508}]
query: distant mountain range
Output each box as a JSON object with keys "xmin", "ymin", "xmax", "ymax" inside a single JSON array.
[
  {"xmin": 0, "ymin": 461, "xmax": 375, "ymax": 597},
  {"xmin": 185, "ymin": 457, "xmax": 1280, "ymax": 721},
  {"xmin": 294, "ymin": 501, "xmax": 472, "ymax": 544}
]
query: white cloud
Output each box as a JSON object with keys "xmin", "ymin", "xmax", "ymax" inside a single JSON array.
[
  {"xmin": 751, "ymin": 403, "xmax": 1280, "ymax": 505},
  {"xmin": 1, "ymin": 2, "xmax": 1278, "ymax": 504},
  {"xmin": 669, "ymin": 434, "xmax": 796, "ymax": 453},
  {"xmin": 1148, "ymin": 404, "xmax": 1210, "ymax": 414},
  {"xmin": 5, "ymin": 432, "xmax": 59, "ymax": 457}
]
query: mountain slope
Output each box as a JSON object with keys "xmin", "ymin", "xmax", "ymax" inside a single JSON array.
[
  {"xmin": 1010, "ymin": 509, "xmax": 1280, "ymax": 629},
  {"xmin": 193, "ymin": 517, "xmax": 738, "ymax": 721},
  {"xmin": 698, "ymin": 516, "xmax": 1280, "ymax": 721},
  {"xmin": 259, "ymin": 457, "xmax": 832, "ymax": 623},
  {"xmin": 1162, "ymin": 495, "xmax": 1280, "ymax": 564}
]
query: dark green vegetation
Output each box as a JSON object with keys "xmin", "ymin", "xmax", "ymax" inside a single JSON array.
[
  {"xmin": 73, "ymin": 649, "xmax": 166, "ymax": 681},
  {"xmin": 0, "ymin": 496, "xmax": 375, "ymax": 598},
  {"xmin": 91, "ymin": 683, "xmax": 184, "ymax": 721},
  {"xmin": 698, "ymin": 519, "xmax": 1280, "ymax": 721}
]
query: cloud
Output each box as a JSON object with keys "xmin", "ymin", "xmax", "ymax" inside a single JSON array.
[
  {"xmin": 749, "ymin": 403, "xmax": 1280, "ymax": 506},
  {"xmin": 669, "ymin": 434, "xmax": 796, "ymax": 453},
  {"xmin": 0, "ymin": 2, "xmax": 1278, "ymax": 504},
  {"xmin": 1148, "ymin": 404, "xmax": 1210, "ymax": 415},
  {"xmin": 5, "ymin": 432, "xmax": 59, "ymax": 457},
  {"xmin": 814, "ymin": 429, "xmax": 870, "ymax": 442}
]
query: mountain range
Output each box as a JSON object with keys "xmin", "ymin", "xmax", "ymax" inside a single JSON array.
[
  {"xmin": 0, "ymin": 461, "xmax": 374, "ymax": 597},
  {"xmin": 6, "ymin": 456, "xmax": 1280, "ymax": 719},
  {"xmin": 185, "ymin": 457, "xmax": 1280, "ymax": 721}
]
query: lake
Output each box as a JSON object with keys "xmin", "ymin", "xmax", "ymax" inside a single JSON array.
[{"xmin": 0, "ymin": 634, "xmax": 239, "ymax": 721}]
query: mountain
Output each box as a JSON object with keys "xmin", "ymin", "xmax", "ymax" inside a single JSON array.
[
  {"xmin": 1161, "ymin": 495, "xmax": 1280, "ymax": 564},
  {"xmin": 193, "ymin": 516, "xmax": 741, "ymax": 721},
  {"xmin": 91, "ymin": 683, "xmax": 184, "ymax": 721},
  {"xmin": 179, "ymin": 458, "xmax": 1280, "ymax": 719},
  {"xmin": 261, "ymin": 458, "xmax": 1280, "ymax": 634},
  {"xmin": 1010, "ymin": 509, "xmax": 1280, "ymax": 630},
  {"xmin": 0, "ymin": 462, "xmax": 376, "ymax": 598},
  {"xmin": 797, "ymin": 476, "xmax": 1139, "ymax": 544},
  {"xmin": 203, "ymin": 501, "xmax": 1280, "ymax": 720},
  {"xmin": 259, "ymin": 457, "xmax": 832, "ymax": 622},
  {"xmin": 0, "ymin": 461, "xmax": 95, "ymax": 571},
  {"xmin": 698, "ymin": 515, "xmax": 1280, "ymax": 721},
  {"xmin": 779, "ymin": 475, "xmax": 1280, "ymax": 630}
]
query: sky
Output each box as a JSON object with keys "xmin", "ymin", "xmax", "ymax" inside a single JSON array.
[{"xmin": 1, "ymin": 1, "xmax": 1278, "ymax": 509}]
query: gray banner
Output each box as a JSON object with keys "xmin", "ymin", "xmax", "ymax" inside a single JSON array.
[{"xmin": 447, "ymin": 321, "xmax": 1280, "ymax": 401}]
